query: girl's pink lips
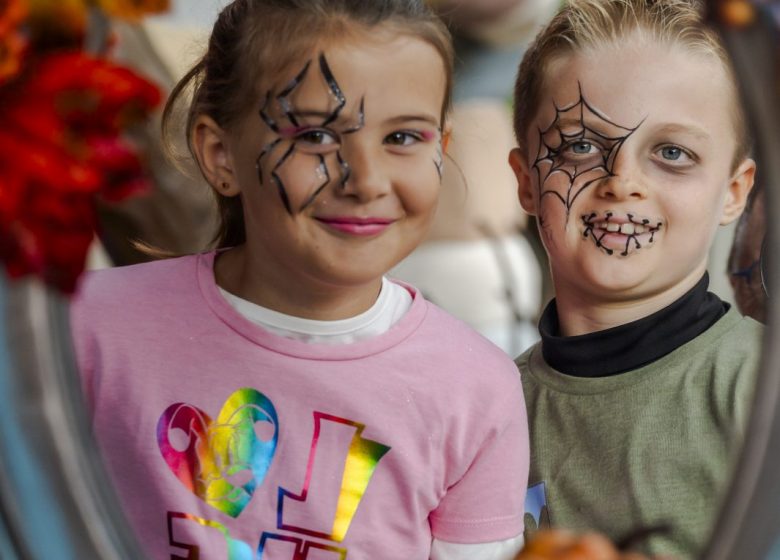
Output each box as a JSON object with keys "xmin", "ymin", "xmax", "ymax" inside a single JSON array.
[{"xmin": 315, "ymin": 216, "xmax": 397, "ymax": 236}]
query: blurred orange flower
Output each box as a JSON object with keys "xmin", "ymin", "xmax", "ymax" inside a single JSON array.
[
  {"xmin": 0, "ymin": 51, "xmax": 161, "ymax": 291},
  {"xmin": 96, "ymin": 0, "xmax": 170, "ymax": 20},
  {"xmin": 0, "ymin": 0, "xmax": 28, "ymax": 85},
  {"xmin": 25, "ymin": 0, "xmax": 89, "ymax": 47}
]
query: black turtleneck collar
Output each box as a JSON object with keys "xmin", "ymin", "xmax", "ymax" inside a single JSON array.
[{"xmin": 539, "ymin": 273, "xmax": 729, "ymax": 377}]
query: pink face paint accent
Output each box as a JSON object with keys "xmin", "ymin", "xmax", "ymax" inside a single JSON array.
[{"xmin": 278, "ymin": 126, "xmax": 309, "ymax": 138}]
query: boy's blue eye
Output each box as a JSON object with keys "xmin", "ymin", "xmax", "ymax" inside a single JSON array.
[
  {"xmin": 660, "ymin": 146, "xmax": 682, "ymax": 160},
  {"xmin": 571, "ymin": 141, "xmax": 594, "ymax": 154}
]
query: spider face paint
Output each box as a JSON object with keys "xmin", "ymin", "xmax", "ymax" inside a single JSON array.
[
  {"xmin": 256, "ymin": 54, "xmax": 366, "ymax": 215},
  {"xmin": 533, "ymin": 84, "xmax": 641, "ymax": 226},
  {"xmin": 517, "ymin": 41, "xmax": 752, "ymax": 313},
  {"xmin": 582, "ymin": 211, "xmax": 663, "ymax": 256}
]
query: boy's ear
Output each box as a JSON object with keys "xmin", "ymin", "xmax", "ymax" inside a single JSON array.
[
  {"xmin": 509, "ymin": 147, "xmax": 537, "ymax": 215},
  {"xmin": 720, "ymin": 158, "xmax": 757, "ymax": 225},
  {"xmin": 191, "ymin": 115, "xmax": 241, "ymax": 197}
]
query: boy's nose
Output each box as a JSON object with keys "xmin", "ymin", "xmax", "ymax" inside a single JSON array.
[
  {"xmin": 337, "ymin": 143, "xmax": 391, "ymax": 202},
  {"xmin": 595, "ymin": 172, "xmax": 648, "ymax": 201}
]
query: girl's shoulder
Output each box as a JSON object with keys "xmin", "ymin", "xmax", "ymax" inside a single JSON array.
[{"xmin": 72, "ymin": 253, "xmax": 206, "ymax": 314}]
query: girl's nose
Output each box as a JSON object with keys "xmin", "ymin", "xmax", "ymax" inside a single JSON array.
[{"xmin": 337, "ymin": 143, "xmax": 391, "ymax": 201}]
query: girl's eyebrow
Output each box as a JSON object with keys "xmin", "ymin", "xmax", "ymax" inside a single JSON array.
[
  {"xmin": 386, "ymin": 114, "xmax": 439, "ymax": 126},
  {"xmin": 291, "ymin": 110, "xmax": 440, "ymax": 127}
]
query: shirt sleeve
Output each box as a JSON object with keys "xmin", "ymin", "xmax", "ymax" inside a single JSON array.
[
  {"xmin": 429, "ymin": 375, "xmax": 529, "ymax": 543},
  {"xmin": 430, "ymin": 534, "xmax": 525, "ymax": 560}
]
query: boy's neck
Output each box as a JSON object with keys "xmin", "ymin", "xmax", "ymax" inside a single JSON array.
[
  {"xmin": 214, "ymin": 247, "xmax": 383, "ymax": 321},
  {"xmin": 553, "ymin": 268, "xmax": 709, "ymax": 337}
]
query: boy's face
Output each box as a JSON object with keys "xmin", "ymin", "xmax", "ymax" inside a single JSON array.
[{"xmin": 510, "ymin": 41, "xmax": 755, "ymax": 308}]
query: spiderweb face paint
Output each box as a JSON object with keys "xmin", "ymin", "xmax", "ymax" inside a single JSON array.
[
  {"xmin": 532, "ymin": 84, "xmax": 651, "ymax": 256},
  {"xmin": 533, "ymin": 84, "xmax": 640, "ymax": 222},
  {"xmin": 581, "ymin": 211, "xmax": 663, "ymax": 256},
  {"xmin": 255, "ymin": 54, "xmax": 366, "ymax": 215}
]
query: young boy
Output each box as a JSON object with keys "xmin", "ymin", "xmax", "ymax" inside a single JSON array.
[{"xmin": 508, "ymin": 0, "xmax": 762, "ymax": 557}]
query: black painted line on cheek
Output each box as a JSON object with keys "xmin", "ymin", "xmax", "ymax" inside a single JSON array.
[
  {"xmin": 337, "ymin": 153, "xmax": 351, "ymax": 188},
  {"xmin": 271, "ymin": 143, "xmax": 297, "ymax": 214},
  {"xmin": 299, "ymin": 155, "xmax": 331, "ymax": 212},
  {"xmin": 256, "ymin": 138, "xmax": 282, "ymax": 185}
]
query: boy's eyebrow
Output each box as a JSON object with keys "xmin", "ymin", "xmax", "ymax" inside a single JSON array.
[{"xmin": 654, "ymin": 122, "xmax": 710, "ymax": 141}]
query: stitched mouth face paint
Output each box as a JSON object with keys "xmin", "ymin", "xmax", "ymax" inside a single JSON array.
[
  {"xmin": 256, "ymin": 54, "xmax": 366, "ymax": 215},
  {"xmin": 582, "ymin": 211, "xmax": 663, "ymax": 256},
  {"xmin": 533, "ymin": 84, "xmax": 642, "ymax": 233}
]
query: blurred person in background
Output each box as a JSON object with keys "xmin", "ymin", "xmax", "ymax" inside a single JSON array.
[{"xmin": 391, "ymin": 0, "xmax": 558, "ymax": 356}]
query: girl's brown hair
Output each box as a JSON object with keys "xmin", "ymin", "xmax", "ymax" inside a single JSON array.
[
  {"xmin": 513, "ymin": 0, "xmax": 749, "ymax": 169},
  {"xmin": 163, "ymin": 0, "xmax": 454, "ymax": 249}
]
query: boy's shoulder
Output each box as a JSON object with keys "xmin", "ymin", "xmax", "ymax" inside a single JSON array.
[{"xmin": 517, "ymin": 307, "xmax": 763, "ymax": 389}]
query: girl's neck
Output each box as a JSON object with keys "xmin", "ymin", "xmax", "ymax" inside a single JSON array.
[
  {"xmin": 214, "ymin": 247, "xmax": 383, "ymax": 321},
  {"xmin": 553, "ymin": 267, "xmax": 708, "ymax": 337}
]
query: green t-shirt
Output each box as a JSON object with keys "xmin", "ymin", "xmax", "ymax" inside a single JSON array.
[{"xmin": 517, "ymin": 307, "xmax": 763, "ymax": 558}]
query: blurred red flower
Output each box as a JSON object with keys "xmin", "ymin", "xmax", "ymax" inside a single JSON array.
[{"xmin": 0, "ymin": 51, "xmax": 161, "ymax": 292}]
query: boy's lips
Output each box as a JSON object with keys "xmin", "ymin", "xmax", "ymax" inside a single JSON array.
[
  {"xmin": 582, "ymin": 211, "xmax": 663, "ymax": 256},
  {"xmin": 315, "ymin": 216, "xmax": 397, "ymax": 236}
]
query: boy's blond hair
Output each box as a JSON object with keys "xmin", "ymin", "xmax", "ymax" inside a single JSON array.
[{"xmin": 513, "ymin": 0, "xmax": 749, "ymax": 169}]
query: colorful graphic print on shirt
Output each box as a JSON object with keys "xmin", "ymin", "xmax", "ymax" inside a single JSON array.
[{"xmin": 157, "ymin": 388, "xmax": 391, "ymax": 558}]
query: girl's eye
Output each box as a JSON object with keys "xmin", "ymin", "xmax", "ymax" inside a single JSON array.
[
  {"xmin": 384, "ymin": 131, "xmax": 423, "ymax": 147},
  {"xmin": 297, "ymin": 129, "xmax": 338, "ymax": 146}
]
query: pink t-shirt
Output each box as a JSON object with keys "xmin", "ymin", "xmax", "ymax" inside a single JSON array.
[{"xmin": 70, "ymin": 252, "xmax": 529, "ymax": 559}]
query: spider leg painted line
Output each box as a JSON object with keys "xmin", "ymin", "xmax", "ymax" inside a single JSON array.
[
  {"xmin": 299, "ymin": 155, "xmax": 331, "ymax": 211},
  {"xmin": 337, "ymin": 153, "xmax": 351, "ymax": 189},
  {"xmin": 319, "ymin": 54, "xmax": 346, "ymax": 127},
  {"xmin": 256, "ymin": 138, "xmax": 282, "ymax": 185},
  {"xmin": 434, "ymin": 128, "xmax": 444, "ymax": 179},
  {"xmin": 271, "ymin": 143, "xmax": 297, "ymax": 214},
  {"xmin": 342, "ymin": 97, "xmax": 366, "ymax": 135},
  {"xmin": 568, "ymin": 168, "xmax": 611, "ymax": 209},
  {"xmin": 277, "ymin": 60, "xmax": 312, "ymax": 128},
  {"xmin": 582, "ymin": 213, "xmax": 615, "ymax": 255},
  {"xmin": 260, "ymin": 91, "xmax": 280, "ymax": 133}
]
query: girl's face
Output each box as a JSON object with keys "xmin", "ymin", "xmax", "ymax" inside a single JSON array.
[
  {"xmin": 224, "ymin": 32, "xmax": 447, "ymax": 296},
  {"xmin": 510, "ymin": 40, "xmax": 755, "ymax": 311}
]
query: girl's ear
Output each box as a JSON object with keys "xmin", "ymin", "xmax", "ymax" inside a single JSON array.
[
  {"xmin": 721, "ymin": 158, "xmax": 756, "ymax": 225},
  {"xmin": 191, "ymin": 115, "xmax": 242, "ymax": 197},
  {"xmin": 509, "ymin": 147, "xmax": 537, "ymax": 215}
]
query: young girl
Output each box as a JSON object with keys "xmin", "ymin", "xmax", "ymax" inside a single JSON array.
[{"xmin": 70, "ymin": 1, "xmax": 529, "ymax": 558}]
